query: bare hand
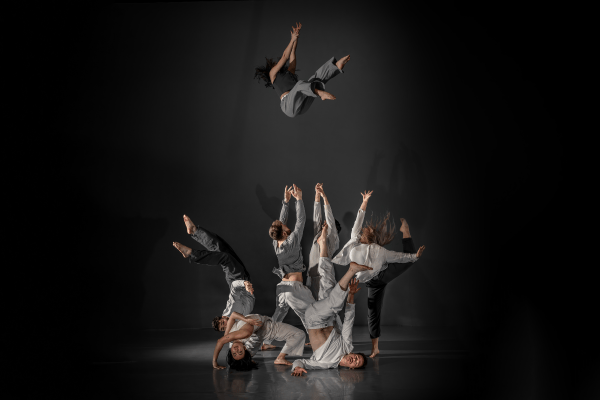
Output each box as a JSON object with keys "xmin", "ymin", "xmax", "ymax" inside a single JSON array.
[
  {"xmin": 361, "ymin": 190, "xmax": 373, "ymax": 201},
  {"xmin": 348, "ymin": 277, "xmax": 361, "ymax": 295},
  {"xmin": 316, "ymin": 183, "xmax": 325, "ymax": 197},
  {"xmin": 416, "ymin": 245, "xmax": 426, "ymax": 258},
  {"xmin": 317, "ymin": 222, "xmax": 328, "ymax": 247},
  {"xmin": 291, "ymin": 367, "xmax": 307, "ymax": 376},
  {"xmin": 290, "ymin": 22, "xmax": 301, "ymax": 40},
  {"xmin": 213, "ymin": 362, "xmax": 226, "ymax": 370},
  {"xmin": 291, "ymin": 184, "xmax": 302, "ymax": 200},
  {"xmin": 245, "ymin": 318, "xmax": 263, "ymax": 328},
  {"xmin": 244, "ymin": 281, "xmax": 254, "ymax": 295},
  {"xmin": 284, "ymin": 185, "xmax": 292, "ymax": 203}
]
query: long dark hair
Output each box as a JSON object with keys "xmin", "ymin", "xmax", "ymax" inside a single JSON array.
[
  {"xmin": 254, "ymin": 57, "xmax": 299, "ymax": 89},
  {"xmin": 226, "ymin": 348, "xmax": 259, "ymax": 371},
  {"xmin": 360, "ymin": 212, "xmax": 396, "ymax": 247}
]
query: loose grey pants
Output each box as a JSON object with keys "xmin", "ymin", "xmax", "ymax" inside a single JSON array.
[
  {"xmin": 305, "ymin": 278, "xmax": 348, "ymax": 329},
  {"xmin": 262, "ymin": 319, "xmax": 306, "ymax": 357},
  {"xmin": 280, "ymin": 56, "xmax": 343, "ymax": 118}
]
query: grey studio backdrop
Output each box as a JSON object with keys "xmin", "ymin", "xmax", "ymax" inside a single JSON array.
[{"xmin": 68, "ymin": 1, "xmax": 561, "ymax": 358}]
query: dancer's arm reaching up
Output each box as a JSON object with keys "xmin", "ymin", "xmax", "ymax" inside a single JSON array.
[
  {"xmin": 314, "ymin": 183, "xmax": 323, "ymax": 237},
  {"xmin": 289, "ymin": 184, "xmax": 306, "ymax": 242},
  {"xmin": 269, "ymin": 23, "xmax": 301, "ymax": 84},
  {"xmin": 333, "ymin": 190, "xmax": 373, "ymax": 264},
  {"xmin": 288, "ymin": 22, "xmax": 301, "ymax": 74}
]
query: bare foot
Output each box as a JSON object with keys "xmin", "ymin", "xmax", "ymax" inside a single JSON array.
[
  {"xmin": 400, "ymin": 218, "xmax": 411, "ymax": 238},
  {"xmin": 183, "ymin": 215, "xmax": 197, "ymax": 235},
  {"xmin": 261, "ymin": 344, "xmax": 276, "ymax": 351},
  {"xmin": 318, "ymin": 91, "xmax": 336, "ymax": 101},
  {"xmin": 336, "ymin": 55, "xmax": 350, "ymax": 71},
  {"xmin": 274, "ymin": 358, "xmax": 293, "ymax": 366},
  {"xmin": 369, "ymin": 348, "xmax": 380, "ymax": 358},
  {"xmin": 349, "ymin": 262, "xmax": 373, "ymax": 274},
  {"xmin": 173, "ymin": 242, "xmax": 192, "ymax": 258}
]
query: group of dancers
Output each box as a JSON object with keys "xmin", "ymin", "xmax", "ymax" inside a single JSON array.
[{"xmin": 172, "ymin": 183, "xmax": 426, "ymax": 376}]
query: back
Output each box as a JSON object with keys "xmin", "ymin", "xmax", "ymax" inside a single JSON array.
[{"xmin": 272, "ymin": 71, "xmax": 298, "ymax": 96}]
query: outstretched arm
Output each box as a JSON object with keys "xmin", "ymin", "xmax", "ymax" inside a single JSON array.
[
  {"xmin": 290, "ymin": 184, "xmax": 306, "ymax": 241},
  {"xmin": 340, "ymin": 278, "xmax": 359, "ymax": 346},
  {"xmin": 279, "ymin": 186, "xmax": 293, "ymax": 225},
  {"xmin": 313, "ymin": 183, "xmax": 323, "ymax": 237},
  {"xmin": 288, "ymin": 23, "xmax": 301, "ymax": 74},
  {"xmin": 270, "ymin": 23, "xmax": 300, "ymax": 83}
]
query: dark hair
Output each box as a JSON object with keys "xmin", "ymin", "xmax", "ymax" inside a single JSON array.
[
  {"xmin": 269, "ymin": 220, "xmax": 284, "ymax": 241},
  {"xmin": 355, "ymin": 352, "xmax": 368, "ymax": 369},
  {"xmin": 335, "ymin": 219, "xmax": 342, "ymax": 234},
  {"xmin": 254, "ymin": 57, "xmax": 299, "ymax": 89},
  {"xmin": 226, "ymin": 348, "xmax": 259, "ymax": 371},
  {"xmin": 212, "ymin": 316, "xmax": 222, "ymax": 331},
  {"xmin": 360, "ymin": 212, "xmax": 396, "ymax": 246}
]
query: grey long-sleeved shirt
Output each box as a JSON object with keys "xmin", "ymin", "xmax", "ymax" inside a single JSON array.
[
  {"xmin": 272, "ymin": 199, "xmax": 306, "ymax": 279},
  {"xmin": 221, "ymin": 280, "xmax": 255, "ymax": 317}
]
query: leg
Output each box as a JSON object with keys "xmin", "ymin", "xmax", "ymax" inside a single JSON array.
[
  {"xmin": 188, "ymin": 249, "xmax": 249, "ymax": 286},
  {"xmin": 280, "ymin": 80, "xmax": 319, "ymax": 118},
  {"xmin": 366, "ymin": 281, "xmax": 387, "ymax": 356},
  {"xmin": 379, "ymin": 237, "xmax": 418, "ymax": 285},
  {"xmin": 272, "ymin": 322, "xmax": 306, "ymax": 364}
]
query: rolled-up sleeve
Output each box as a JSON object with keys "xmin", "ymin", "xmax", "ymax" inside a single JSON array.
[{"xmin": 383, "ymin": 249, "xmax": 419, "ymax": 264}]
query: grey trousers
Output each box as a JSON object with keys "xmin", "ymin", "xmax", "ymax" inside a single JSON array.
[
  {"xmin": 280, "ymin": 56, "xmax": 343, "ymax": 118},
  {"xmin": 262, "ymin": 319, "xmax": 306, "ymax": 357},
  {"xmin": 305, "ymin": 258, "xmax": 348, "ymax": 329}
]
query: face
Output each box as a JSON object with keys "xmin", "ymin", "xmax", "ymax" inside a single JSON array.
[
  {"xmin": 341, "ymin": 353, "xmax": 364, "ymax": 369},
  {"xmin": 231, "ymin": 341, "xmax": 246, "ymax": 360},
  {"xmin": 218, "ymin": 316, "xmax": 229, "ymax": 332}
]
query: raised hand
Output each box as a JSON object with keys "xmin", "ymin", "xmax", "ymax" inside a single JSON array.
[
  {"xmin": 361, "ymin": 190, "xmax": 374, "ymax": 201},
  {"xmin": 348, "ymin": 277, "xmax": 361, "ymax": 295},
  {"xmin": 290, "ymin": 23, "xmax": 301, "ymax": 41},
  {"xmin": 316, "ymin": 183, "xmax": 325, "ymax": 197},
  {"xmin": 317, "ymin": 222, "xmax": 328, "ymax": 248},
  {"xmin": 291, "ymin": 184, "xmax": 302, "ymax": 200},
  {"xmin": 291, "ymin": 367, "xmax": 308, "ymax": 376},
  {"xmin": 416, "ymin": 245, "xmax": 426, "ymax": 258},
  {"xmin": 284, "ymin": 185, "xmax": 292, "ymax": 203},
  {"xmin": 244, "ymin": 281, "xmax": 254, "ymax": 295}
]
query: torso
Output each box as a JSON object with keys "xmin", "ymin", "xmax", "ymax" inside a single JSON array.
[
  {"xmin": 308, "ymin": 326, "xmax": 334, "ymax": 352},
  {"xmin": 281, "ymin": 271, "xmax": 303, "ymax": 282},
  {"xmin": 280, "ymin": 91, "xmax": 290, "ymax": 100}
]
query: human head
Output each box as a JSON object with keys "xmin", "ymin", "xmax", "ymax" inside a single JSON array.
[
  {"xmin": 226, "ymin": 341, "xmax": 259, "ymax": 371},
  {"xmin": 269, "ymin": 220, "xmax": 291, "ymax": 241},
  {"xmin": 254, "ymin": 57, "xmax": 296, "ymax": 89},
  {"xmin": 212, "ymin": 315, "xmax": 229, "ymax": 332},
  {"xmin": 359, "ymin": 212, "xmax": 396, "ymax": 246},
  {"xmin": 339, "ymin": 352, "xmax": 367, "ymax": 369}
]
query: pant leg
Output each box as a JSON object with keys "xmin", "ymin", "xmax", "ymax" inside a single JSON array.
[
  {"xmin": 188, "ymin": 249, "xmax": 249, "ymax": 287},
  {"xmin": 305, "ymin": 283, "xmax": 348, "ymax": 329},
  {"xmin": 191, "ymin": 225, "xmax": 251, "ymax": 281},
  {"xmin": 366, "ymin": 281, "xmax": 387, "ymax": 339},
  {"xmin": 271, "ymin": 322, "xmax": 306, "ymax": 357},
  {"xmin": 379, "ymin": 237, "xmax": 417, "ymax": 285},
  {"xmin": 280, "ymin": 80, "xmax": 319, "ymax": 118},
  {"xmin": 307, "ymin": 56, "xmax": 343, "ymax": 85},
  {"xmin": 317, "ymin": 257, "xmax": 337, "ymax": 301}
]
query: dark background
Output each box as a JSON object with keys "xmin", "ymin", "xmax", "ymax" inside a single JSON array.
[{"xmin": 24, "ymin": 1, "xmax": 594, "ymax": 399}]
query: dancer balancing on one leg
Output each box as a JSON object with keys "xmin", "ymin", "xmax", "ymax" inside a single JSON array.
[
  {"xmin": 172, "ymin": 215, "xmax": 274, "ymax": 350},
  {"xmin": 211, "ymin": 311, "xmax": 306, "ymax": 371},
  {"xmin": 253, "ymin": 22, "xmax": 351, "ymax": 118},
  {"xmin": 332, "ymin": 191, "xmax": 426, "ymax": 358}
]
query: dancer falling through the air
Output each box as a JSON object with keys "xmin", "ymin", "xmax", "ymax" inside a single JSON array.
[
  {"xmin": 211, "ymin": 310, "xmax": 306, "ymax": 371},
  {"xmin": 254, "ymin": 22, "xmax": 351, "ymax": 118},
  {"xmin": 332, "ymin": 191, "xmax": 426, "ymax": 358},
  {"xmin": 173, "ymin": 215, "xmax": 274, "ymax": 349}
]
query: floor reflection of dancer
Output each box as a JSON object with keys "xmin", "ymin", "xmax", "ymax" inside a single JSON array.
[
  {"xmin": 253, "ymin": 23, "xmax": 351, "ymax": 118},
  {"xmin": 173, "ymin": 215, "xmax": 272, "ymax": 348},
  {"xmin": 332, "ymin": 191, "xmax": 426, "ymax": 358},
  {"xmin": 211, "ymin": 311, "xmax": 305, "ymax": 371},
  {"xmin": 290, "ymin": 238, "xmax": 372, "ymax": 376}
]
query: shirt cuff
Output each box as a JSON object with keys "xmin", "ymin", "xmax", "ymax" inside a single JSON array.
[
  {"xmin": 345, "ymin": 302, "xmax": 356, "ymax": 310},
  {"xmin": 282, "ymin": 199, "xmax": 289, "ymax": 205}
]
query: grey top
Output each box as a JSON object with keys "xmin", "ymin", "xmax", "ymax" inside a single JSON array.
[
  {"xmin": 272, "ymin": 199, "xmax": 306, "ymax": 279},
  {"xmin": 228, "ymin": 314, "xmax": 270, "ymax": 357},
  {"xmin": 273, "ymin": 70, "xmax": 298, "ymax": 97},
  {"xmin": 222, "ymin": 280, "xmax": 255, "ymax": 317}
]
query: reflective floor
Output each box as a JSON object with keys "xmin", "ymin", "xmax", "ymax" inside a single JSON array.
[{"xmin": 89, "ymin": 326, "xmax": 470, "ymax": 399}]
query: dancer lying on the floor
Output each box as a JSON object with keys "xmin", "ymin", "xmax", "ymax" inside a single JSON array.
[
  {"xmin": 173, "ymin": 215, "xmax": 275, "ymax": 348},
  {"xmin": 253, "ymin": 22, "xmax": 351, "ymax": 118},
  {"xmin": 211, "ymin": 311, "xmax": 306, "ymax": 371},
  {"xmin": 290, "ymin": 236, "xmax": 372, "ymax": 376},
  {"xmin": 265, "ymin": 221, "xmax": 343, "ymax": 349},
  {"xmin": 332, "ymin": 191, "xmax": 426, "ymax": 358}
]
